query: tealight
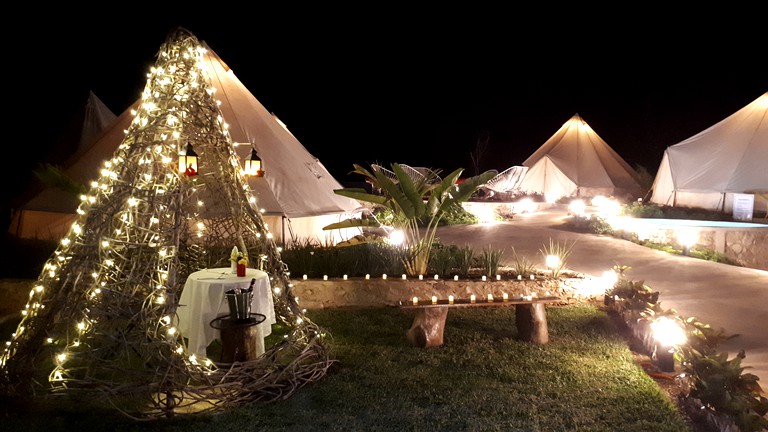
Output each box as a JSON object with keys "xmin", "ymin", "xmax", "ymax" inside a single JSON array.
[
  {"xmin": 412, "ymin": 296, "xmax": 418, "ymax": 305},
  {"xmin": 517, "ymin": 275, "xmax": 522, "ymax": 280},
  {"xmin": 323, "ymin": 275, "xmax": 328, "ymax": 281},
  {"xmin": 365, "ymin": 274, "xmax": 370, "ymax": 280},
  {"xmin": 431, "ymin": 295, "xmax": 437, "ymax": 304},
  {"xmin": 454, "ymin": 275, "xmax": 459, "ymax": 281},
  {"xmin": 448, "ymin": 295, "xmax": 454, "ymax": 304},
  {"xmin": 530, "ymin": 274, "xmax": 535, "ymax": 280},
  {"xmin": 402, "ymin": 274, "xmax": 407, "ymax": 280},
  {"xmin": 496, "ymin": 275, "xmax": 501, "ymax": 281},
  {"xmin": 470, "ymin": 294, "xmax": 476, "ymax": 303},
  {"xmin": 482, "ymin": 275, "xmax": 487, "ymax": 282},
  {"xmin": 382, "ymin": 274, "xmax": 387, "ymax": 280},
  {"xmin": 502, "ymin": 292, "xmax": 509, "ymax": 301},
  {"xmin": 343, "ymin": 274, "xmax": 348, "ymax": 280},
  {"xmin": 303, "ymin": 274, "xmax": 308, "ymax": 280},
  {"xmin": 487, "ymin": 293, "xmax": 493, "ymax": 302},
  {"xmin": 418, "ymin": 275, "xmax": 423, "ymax": 280},
  {"xmin": 434, "ymin": 274, "xmax": 439, "ymax": 280}
]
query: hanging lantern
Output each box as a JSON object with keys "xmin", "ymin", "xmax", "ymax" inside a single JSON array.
[
  {"xmin": 179, "ymin": 142, "xmax": 198, "ymax": 176},
  {"xmin": 244, "ymin": 147, "xmax": 264, "ymax": 177}
]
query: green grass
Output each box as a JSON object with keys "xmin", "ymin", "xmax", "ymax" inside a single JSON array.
[{"xmin": 1, "ymin": 304, "xmax": 692, "ymax": 431}]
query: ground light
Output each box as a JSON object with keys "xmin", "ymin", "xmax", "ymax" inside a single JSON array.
[{"xmin": 650, "ymin": 316, "xmax": 687, "ymax": 372}]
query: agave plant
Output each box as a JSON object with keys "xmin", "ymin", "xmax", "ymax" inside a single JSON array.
[{"xmin": 326, "ymin": 163, "xmax": 497, "ymax": 276}]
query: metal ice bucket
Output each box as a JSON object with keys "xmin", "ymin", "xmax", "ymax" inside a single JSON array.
[{"xmin": 225, "ymin": 288, "xmax": 253, "ymax": 321}]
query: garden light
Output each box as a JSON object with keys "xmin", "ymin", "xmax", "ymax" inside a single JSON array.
[
  {"xmin": 545, "ymin": 254, "xmax": 560, "ymax": 270},
  {"xmin": 676, "ymin": 228, "xmax": 698, "ymax": 255},
  {"xmin": 650, "ymin": 316, "xmax": 687, "ymax": 372},
  {"xmin": 568, "ymin": 199, "xmax": 586, "ymax": 216},
  {"xmin": 388, "ymin": 229, "xmax": 405, "ymax": 246}
]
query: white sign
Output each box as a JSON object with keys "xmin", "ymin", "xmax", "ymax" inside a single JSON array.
[{"xmin": 732, "ymin": 193, "xmax": 754, "ymax": 221}]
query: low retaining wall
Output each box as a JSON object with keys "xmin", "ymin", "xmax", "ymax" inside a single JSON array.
[{"xmin": 291, "ymin": 276, "xmax": 590, "ymax": 309}]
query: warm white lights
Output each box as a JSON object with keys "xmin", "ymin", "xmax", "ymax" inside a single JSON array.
[{"xmin": 651, "ymin": 317, "xmax": 687, "ymax": 347}]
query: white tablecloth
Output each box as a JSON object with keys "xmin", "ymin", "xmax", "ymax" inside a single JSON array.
[{"xmin": 177, "ymin": 267, "xmax": 276, "ymax": 358}]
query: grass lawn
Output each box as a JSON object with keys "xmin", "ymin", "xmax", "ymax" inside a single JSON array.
[{"xmin": 1, "ymin": 303, "xmax": 692, "ymax": 431}]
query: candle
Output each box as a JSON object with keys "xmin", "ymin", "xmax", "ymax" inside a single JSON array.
[
  {"xmin": 412, "ymin": 296, "xmax": 418, "ymax": 305},
  {"xmin": 434, "ymin": 274, "xmax": 439, "ymax": 280},
  {"xmin": 482, "ymin": 275, "xmax": 487, "ymax": 281},
  {"xmin": 343, "ymin": 274, "xmax": 348, "ymax": 280},
  {"xmin": 496, "ymin": 274, "xmax": 501, "ymax": 281},
  {"xmin": 303, "ymin": 274, "xmax": 308, "ymax": 280},
  {"xmin": 530, "ymin": 274, "xmax": 535, "ymax": 280},
  {"xmin": 470, "ymin": 294, "xmax": 476, "ymax": 303},
  {"xmin": 517, "ymin": 275, "xmax": 522, "ymax": 280},
  {"xmin": 431, "ymin": 295, "xmax": 437, "ymax": 304},
  {"xmin": 402, "ymin": 274, "xmax": 407, "ymax": 280},
  {"xmin": 454, "ymin": 275, "xmax": 459, "ymax": 281},
  {"xmin": 487, "ymin": 293, "xmax": 493, "ymax": 302},
  {"xmin": 382, "ymin": 274, "xmax": 387, "ymax": 280},
  {"xmin": 502, "ymin": 292, "xmax": 509, "ymax": 301},
  {"xmin": 418, "ymin": 275, "xmax": 423, "ymax": 280},
  {"xmin": 448, "ymin": 295, "xmax": 454, "ymax": 304},
  {"xmin": 323, "ymin": 275, "xmax": 328, "ymax": 281},
  {"xmin": 524, "ymin": 295, "xmax": 533, "ymax": 301},
  {"xmin": 365, "ymin": 274, "xmax": 370, "ymax": 280}
]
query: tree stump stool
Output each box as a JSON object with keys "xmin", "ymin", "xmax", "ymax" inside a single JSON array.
[
  {"xmin": 406, "ymin": 307, "xmax": 449, "ymax": 348},
  {"xmin": 210, "ymin": 313, "xmax": 266, "ymax": 363},
  {"xmin": 515, "ymin": 303, "xmax": 549, "ymax": 345}
]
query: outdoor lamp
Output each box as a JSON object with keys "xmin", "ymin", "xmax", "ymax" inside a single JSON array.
[
  {"xmin": 545, "ymin": 254, "xmax": 560, "ymax": 270},
  {"xmin": 650, "ymin": 316, "xmax": 687, "ymax": 372},
  {"xmin": 676, "ymin": 228, "xmax": 698, "ymax": 256},
  {"xmin": 244, "ymin": 147, "xmax": 264, "ymax": 177},
  {"xmin": 179, "ymin": 142, "xmax": 198, "ymax": 176}
]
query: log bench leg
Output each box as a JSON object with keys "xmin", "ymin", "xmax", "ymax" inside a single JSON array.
[
  {"xmin": 515, "ymin": 303, "xmax": 549, "ymax": 344},
  {"xmin": 407, "ymin": 307, "xmax": 448, "ymax": 348}
]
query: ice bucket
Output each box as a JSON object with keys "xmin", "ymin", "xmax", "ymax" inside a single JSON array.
[{"xmin": 225, "ymin": 288, "xmax": 253, "ymax": 321}]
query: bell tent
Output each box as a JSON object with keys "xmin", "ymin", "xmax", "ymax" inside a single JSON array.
[
  {"xmin": 649, "ymin": 92, "xmax": 768, "ymax": 215},
  {"xmin": 516, "ymin": 113, "xmax": 642, "ymax": 202},
  {"xmin": 9, "ymin": 40, "xmax": 362, "ymax": 245},
  {"xmin": 0, "ymin": 27, "xmax": 332, "ymax": 418}
]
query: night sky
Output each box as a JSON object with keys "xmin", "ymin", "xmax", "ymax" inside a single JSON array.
[{"xmin": 4, "ymin": 13, "xmax": 766, "ymax": 227}]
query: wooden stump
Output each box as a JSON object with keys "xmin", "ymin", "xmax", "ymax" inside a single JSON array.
[
  {"xmin": 407, "ymin": 307, "xmax": 448, "ymax": 348},
  {"xmin": 214, "ymin": 317, "xmax": 265, "ymax": 363},
  {"xmin": 515, "ymin": 303, "xmax": 549, "ymax": 344}
]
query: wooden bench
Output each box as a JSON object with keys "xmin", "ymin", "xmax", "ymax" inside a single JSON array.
[{"xmin": 398, "ymin": 296, "xmax": 562, "ymax": 348}]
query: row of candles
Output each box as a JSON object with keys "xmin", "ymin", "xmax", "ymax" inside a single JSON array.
[
  {"xmin": 411, "ymin": 291, "xmax": 548, "ymax": 305},
  {"xmin": 302, "ymin": 274, "xmax": 539, "ymax": 281}
]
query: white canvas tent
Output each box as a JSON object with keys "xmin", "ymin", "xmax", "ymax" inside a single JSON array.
[
  {"xmin": 10, "ymin": 43, "xmax": 363, "ymax": 244},
  {"xmin": 517, "ymin": 113, "xmax": 642, "ymax": 202},
  {"xmin": 649, "ymin": 92, "xmax": 768, "ymax": 215}
]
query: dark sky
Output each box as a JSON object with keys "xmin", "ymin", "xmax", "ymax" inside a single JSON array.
[{"xmin": 4, "ymin": 13, "xmax": 767, "ymax": 222}]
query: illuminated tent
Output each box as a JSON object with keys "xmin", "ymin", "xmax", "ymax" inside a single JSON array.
[
  {"xmin": 516, "ymin": 114, "xmax": 642, "ymax": 201},
  {"xmin": 0, "ymin": 27, "xmax": 332, "ymax": 418},
  {"xmin": 649, "ymin": 92, "xmax": 768, "ymax": 214},
  {"xmin": 10, "ymin": 43, "xmax": 362, "ymax": 245}
]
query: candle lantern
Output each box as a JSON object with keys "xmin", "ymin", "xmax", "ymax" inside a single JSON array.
[
  {"xmin": 244, "ymin": 147, "xmax": 264, "ymax": 177},
  {"xmin": 179, "ymin": 142, "xmax": 198, "ymax": 176}
]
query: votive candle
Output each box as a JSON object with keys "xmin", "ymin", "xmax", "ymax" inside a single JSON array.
[
  {"xmin": 530, "ymin": 274, "xmax": 535, "ymax": 280},
  {"xmin": 470, "ymin": 294, "xmax": 476, "ymax": 303},
  {"xmin": 303, "ymin": 274, "xmax": 308, "ymax": 280},
  {"xmin": 343, "ymin": 274, "xmax": 348, "ymax": 280},
  {"xmin": 402, "ymin": 274, "xmax": 407, "ymax": 280},
  {"xmin": 434, "ymin": 274, "xmax": 439, "ymax": 280},
  {"xmin": 448, "ymin": 295, "xmax": 454, "ymax": 304},
  {"xmin": 419, "ymin": 275, "xmax": 423, "ymax": 280},
  {"xmin": 487, "ymin": 293, "xmax": 493, "ymax": 302},
  {"xmin": 412, "ymin": 296, "xmax": 418, "ymax": 305},
  {"xmin": 382, "ymin": 274, "xmax": 387, "ymax": 280},
  {"xmin": 323, "ymin": 275, "xmax": 328, "ymax": 281},
  {"xmin": 517, "ymin": 275, "xmax": 522, "ymax": 280},
  {"xmin": 482, "ymin": 275, "xmax": 487, "ymax": 282},
  {"xmin": 496, "ymin": 274, "xmax": 501, "ymax": 281},
  {"xmin": 431, "ymin": 295, "xmax": 437, "ymax": 304},
  {"xmin": 365, "ymin": 274, "xmax": 370, "ymax": 280},
  {"xmin": 503, "ymin": 292, "xmax": 509, "ymax": 301},
  {"xmin": 454, "ymin": 275, "xmax": 459, "ymax": 281}
]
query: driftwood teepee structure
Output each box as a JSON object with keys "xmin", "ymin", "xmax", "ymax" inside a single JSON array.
[{"xmin": 0, "ymin": 27, "xmax": 332, "ymax": 419}]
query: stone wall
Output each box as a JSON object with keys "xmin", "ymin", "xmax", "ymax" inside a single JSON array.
[{"xmin": 291, "ymin": 277, "xmax": 591, "ymax": 309}]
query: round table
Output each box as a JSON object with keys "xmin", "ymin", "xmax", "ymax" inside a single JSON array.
[{"xmin": 177, "ymin": 267, "xmax": 275, "ymax": 358}]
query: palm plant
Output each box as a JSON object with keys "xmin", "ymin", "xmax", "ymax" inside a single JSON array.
[{"xmin": 328, "ymin": 163, "xmax": 497, "ymax": 276}]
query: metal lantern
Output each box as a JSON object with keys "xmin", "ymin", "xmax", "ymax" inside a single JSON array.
[
  {"xmin": 179, "ymin": 142, "xmax": 198, "ymax": 176},
  {"xmin": 245, "ymin": 147, "xmax": 264, "ymax": 177}
]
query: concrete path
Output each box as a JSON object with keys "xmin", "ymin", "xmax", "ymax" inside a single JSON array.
[{"xmin": 434, "ymin": 206, "xmax": 768, "ymax": 389}]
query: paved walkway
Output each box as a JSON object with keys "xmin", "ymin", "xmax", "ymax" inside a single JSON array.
[{"xmin": 434, "ymin": 206, "xmax": 768, "ymax": 390}]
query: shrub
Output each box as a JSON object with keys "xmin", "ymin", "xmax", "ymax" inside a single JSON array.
[
  {"xmin": 539, "ymin": 238, "xmax": 575, "ymax": 279},
  {"xmin": 453, "ymin": 245, "xmax": 475, "ymax": 277},
  {"xmin": 509, "ymin": 248, "xmax": 535, "ymax": 277},
  {"xmin": 479, "ymin": 245, "xmax": 504, "ymax": 278}
]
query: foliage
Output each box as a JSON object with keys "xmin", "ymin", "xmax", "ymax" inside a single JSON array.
[
  {"xmin": 622, "ymin": 201, "xmax": 732, "ymax": 221},
  {"xmin": 562, "ymin": 214, "xmax": 614, "ymax": 234},
  {"xmin": 330, "ymin": 163, "xmax": 497, "ymax": 276},
  {"xmin": 508, "ymin": 248, "xmax": 536, "ymax": 278},
  {"xmin": 606, "ymin": 269, "xmax": 768, "ymax": 432},
  {"xmin": 32, "ymin": 163, "xmax": 87, "ymax": 197},
  {"xmin": 479, "ymin": 245, "xmax": 504, "ymax": 278},
  {"xmin": 427, "ymin": 243, "xmax": 455, "ymax": 276},
  {"xmin": 432, "ymin": 202, "xmax": 478, "ymax": 226},
  {"xmin": 453, "ymin": 245, "xmax": 475, "ymax": 277},
  {"xmin": 282, "ymin": 241, "xmax": 405, "ymax": 277},
  {"xmin": 539, "ymin": 238, "xmax": 576, "ymax": 279}
]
